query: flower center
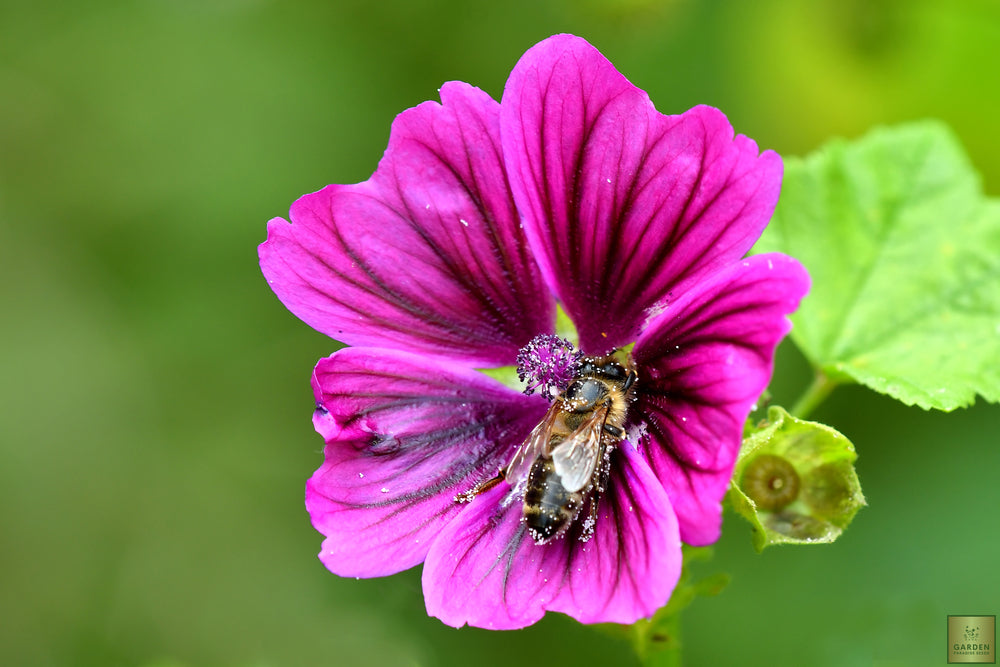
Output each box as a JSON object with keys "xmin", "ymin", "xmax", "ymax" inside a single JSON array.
[{"xmin": 516, "ymin": 334, "xmax": 582, "ymax": 399}]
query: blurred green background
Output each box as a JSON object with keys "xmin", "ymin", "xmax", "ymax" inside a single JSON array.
[{"xmin": 2, "ymin": 0, "xmax": 998, "ymax": 665}]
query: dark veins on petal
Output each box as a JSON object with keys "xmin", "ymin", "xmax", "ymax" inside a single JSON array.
[
  {"xmin": 437, "ymin": 110, "xmax": 543, "ymax": 323},
  {"xmin": 606, "ymin": 126, "xmax": 755, "ymax": 319},
  {"xmin": 295, "ymin": 206, "xmax": 481, "ymax": 351},
  {"xmin": 332, "ymin": 196, "xmax": 516, "ymax": 351},
  {"xmin": 636, "ymin": 273, "xmax": 782, "ymax": 472},
  {"xmin": 476, "ymin": 448, "xmax": 654, "ymax": 613},
  {"xmin": 314, "ymin": 363, "xmax": 542, "ymax": 525},
  {"xmin": 281, "ymin": 81, "xmax": 557, "ymax": 363},
  {"xmin": 574, "ymin": 448, "xmax": 657, "ymax": 608},
  {"xmin": 612, "ymin": 133, "xmax": 711, "ymax": 301},
  {"xmin": 385, "ymin": 152, "xmax": 532, "ymax": 340}
]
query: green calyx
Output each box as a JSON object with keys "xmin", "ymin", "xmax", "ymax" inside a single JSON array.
[{"xmin": 729, "ymin": 406, "xmax": 866, "ymax": 552}]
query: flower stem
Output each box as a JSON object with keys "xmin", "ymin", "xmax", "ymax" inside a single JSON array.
[
  {"xmin": 631, "ymin": 612, "xmax": 681, "ymax": 666},
  {"xmin": 790, "ymin": 371, "xmax": 839, "ymax": 419},
  {"xmin": 620, "ymin": 546, "xmax": 724, "ymax": 666}
]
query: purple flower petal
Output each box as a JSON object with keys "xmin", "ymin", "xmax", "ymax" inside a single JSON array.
[
  {"xmin": 501, "ymin": 34, "xmax": 783, "ymax": 353},
  {"xmin": 306, "ymin": 347, "xmax": 547, "ymax": 577},
  {"xmin": 422, "ymin": 443, "xmax": 681, "ymax": 629},
  {"xmin": 260, "ymin": 81, "xmax": 554, "ymax": 366},
  {"xmin": 633, "ymin": 254, "xmax": 809, "ymax": 545}
]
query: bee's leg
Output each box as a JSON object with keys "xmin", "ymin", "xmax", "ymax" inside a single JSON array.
[
  {"xmin": 602, "ymin": 423, "xmax": 625, "ymax": 438},
  {"xmin": 597, "ymin": 444, "xmax": 613, "ymax": 494},
  {"xmin": 454, "ymin": 469, "xmax": 505, "ymax": 503},
  {"xmin": 579, "ymin": 485, "xmax": 605, "ymax": 543},
  {"xmin": 580, "ymin": 447, "xmax": 614, "ymax": 543}
]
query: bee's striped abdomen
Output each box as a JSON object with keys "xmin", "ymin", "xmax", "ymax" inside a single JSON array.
[{"xmin": 523, "ymin": 458, "xmax": 582, "ymax": 544}]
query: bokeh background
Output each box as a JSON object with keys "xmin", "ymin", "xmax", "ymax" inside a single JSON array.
[{"xmin": 2, "ymin": 0, "xmax": 998, "ymax": 665}]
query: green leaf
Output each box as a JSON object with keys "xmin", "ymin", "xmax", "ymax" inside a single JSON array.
[
  {"xmin": 755, "ymin": 121, "xmax": 1000, "ymax": 410},
  {"xmin": 729, "ymin": 407, "xmax": 865, "ymax": 552}
]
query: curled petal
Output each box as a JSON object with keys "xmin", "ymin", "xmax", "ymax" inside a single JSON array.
[
  {"xmin": 306, "ymin": 348, "xmax": 547, "ymax": 577},
  {"xmin": 260, "ymin": 82, "xmax": 554, "ymax": 366},
  {"xmin": 633, "ymin": 254, "xmax": 810, "ymax": 545},
  {"xmin": 501, "ymin": 34, "xmax": 782, "ymax": 353},
  {"xmin": 422, "ymin": 443, "xmax": 681, "ymax": 629}
]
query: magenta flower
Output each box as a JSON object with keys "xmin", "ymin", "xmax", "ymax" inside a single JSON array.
[{"xmin": 260, "ymin": 34, "xmax": 809, "ymax": 629}]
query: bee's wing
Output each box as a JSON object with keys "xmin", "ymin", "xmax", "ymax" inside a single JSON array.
[
  {"xmin": 504, "ymin": 399, "xmax": 562, "ymax": 495},
  {"xmin": 551, "ymin": 404, "xmax": 609, "ymax": 493}
]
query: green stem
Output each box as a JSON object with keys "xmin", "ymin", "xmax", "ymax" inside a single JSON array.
[
  {"xmin": 790, "ymin": 371, "xmax": 839, "ymax": 419},
  {"xmin": 632, "ymin": 612, "xmax": 682, "ymax": 666},
  {"xmin": 612, "ymin": 547, "xmax": 726, "ymax": 665}
]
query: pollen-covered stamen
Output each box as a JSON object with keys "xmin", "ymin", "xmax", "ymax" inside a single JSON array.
[{"xmin": 516, "ymin": 334, "xmax": 583, "ymax": 399}]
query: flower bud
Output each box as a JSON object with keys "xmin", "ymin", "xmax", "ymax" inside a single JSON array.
[{"xmin": 729, "ymin": 406, "xmax": 865, "ymax": 551}]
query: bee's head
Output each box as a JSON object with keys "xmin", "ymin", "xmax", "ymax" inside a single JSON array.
[
  {"xmin": 578, "ymin": 356, "xmax": 633, "ymax": 384},
  {"xmin": 576, "ymin": 357, "xmax": 629, "ymax": 382},
  {"xmin": 563, "ymin": 377, "xmax": 608, "ymax": 412}
]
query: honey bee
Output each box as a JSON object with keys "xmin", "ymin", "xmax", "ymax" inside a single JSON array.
[{"xmin": 461, "ymin": 353, "xmax": 638, "ymax": 545}]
